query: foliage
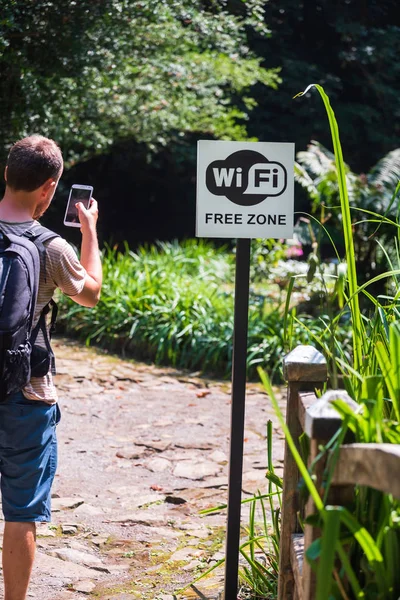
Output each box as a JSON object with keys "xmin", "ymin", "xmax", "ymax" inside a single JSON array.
[
  {"xmin": 293, "ymin": 84, "xmax": 400, "ymax": 393},
  {"xmin": 260, "ymin": 369, "xmax": 400, "ymax": 600},
  {"xmin": 250, "ymin": 238, "xmax": 303, "ymax": 282},
  {"xmin": 0, "ymin": 0, "xmax": 280, "ymax": 166},
  {"xmin": 56, "ymin": 239, "xmax": 337, "ymax": 382},
  {"xmin": 295, "ymin": 140, "xmax": 400, "ymax": 280},
  {"xmin": 273, "ymin": 83, "xmax": 400, "ymax": 598},
  {"xmin": 249, "ymin": 0, "xmax": 400, "ymax": 173}
]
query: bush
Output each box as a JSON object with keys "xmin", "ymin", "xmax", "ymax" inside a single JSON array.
[{"xmin": 57, "ymin": 239, "xmax": 336, "ymax": 380}]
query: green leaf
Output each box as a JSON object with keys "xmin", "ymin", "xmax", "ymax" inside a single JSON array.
[
  {"xmin": 295, "ymin": 84, "xmax": 363, "ymax": 387},
  {"xmin": 316, "ymin": 508, "xmax": 341, "ymax": 599},
  {"xmin": 338, "ymin": 506, "xmax": 387, "ymax": 594}
]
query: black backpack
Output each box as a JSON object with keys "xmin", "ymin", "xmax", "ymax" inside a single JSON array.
[{"xmin": 0, "ymin": 223, "xmax": 60, "ymax": 401}]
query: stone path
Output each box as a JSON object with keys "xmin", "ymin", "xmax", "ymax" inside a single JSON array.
[{"xmin": 0, "ymin": 338, "xmax": 286, "ymax": 600}]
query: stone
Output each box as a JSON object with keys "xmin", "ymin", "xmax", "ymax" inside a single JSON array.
[
  {"xmin": 145, "ymin": 457, "xmax": 171, "ymax": 473},
  {"xmin": 209, "ymin": 450, "xmax": 228, "ymax": 464},
  {"xmin": 91, "ymin": 534, "xmax": 110, "ymax": 547},
  {"xmin": 242, "ymin": 470, "xmax": 268, "ymax": 494},
  {"xmin": 173, "ymin": 461, "xmax": 221, "ymax": 480},
  {"xmin": 178, "ymin": 487, "xmax": 221, "ymax": 502},
  {"xmin": 69, "ymin": 540, "xmax": 94, "ymax": 552},
  {"xmin": 168, "ymin": 547, "xmax": 205, "ymax": 562},
  {"xmin": 33, "ymin": 551, "xmax": 100, "ymax": 580},
  {"xmin": 36, "ymin": 523, "xmax": 57, "ymax": 537},
  {"xmin": 116, "ymin": 447, "xmax": 148, "ymax": 459},
  {"xmin": 23, "ymin": 339, "xmax": 284, "ymax": 600},
  {"xmin": 73, "ymin": 503, "xmax": 105, "ymax": 516},
  {"xmin": 111, "ymin": 492, "xmax": 160, "ymax": 510},
  {"xmin": 147, "ymin": 525, "xmax": 182, "ymax": 540},
  {"xmin": 108, "ymin": 511, "xmax": 168, "ymax": 527},
  {"xmin": 52, "ymin": 497, "xmax": 85, "ymax": 511},
  {"xmin": 210, "ymin": 551, "xmax": 225, "ymax": 561},
  {"xmin": 164, "ymin": 495, "xmax": 186, "ymax": 505},
  {"xmin": 184, "ymin": 475, "xmax": 228, "ymax": 489},
  {"xmin": 50, "ymin": 547, "xmax": 105, "ymax": 570},
  {"xmin": 135, "ymin": 440, "xmax": 171, "ymax": 452},
  {"xmin": 174, "ymin": 441, "xmax": 215, "ymax": 450},
  {"xmin": 183, "ymin": 559, "xmax": 203, "ymax": 571},
  {"xmin": 184, "ymin": 528, "xmax": 210, "ymax": 538},
  {"xmin": 106, "ymin": 484, "xmax": 142, "ymax": 496},
  {"xmin": 102, "ymin": 595, "xmax": 137, "ymax": 600},
  {"xmin": 61, "ymin": 524, "xmax": 78, "ymax": 535},
  {"xmin": 71, "ymin": 579, "xmax": 96, "ymax": 594}
]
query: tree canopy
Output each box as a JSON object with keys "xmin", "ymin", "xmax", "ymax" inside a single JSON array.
[
  {"xmin": 0, "ymin": 0, "xmax": 279, "ymax": 165},
  {"xmin": 248, "ymin": 0, "xmax": 400, "ymax": 172}
]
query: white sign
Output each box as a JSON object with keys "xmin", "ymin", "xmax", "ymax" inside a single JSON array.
[{"xmin": 196, "ymin": 140, "xmax": 294, "ymax": 239}]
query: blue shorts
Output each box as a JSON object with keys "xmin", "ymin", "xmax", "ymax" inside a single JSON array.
[{"xmin": 0, "ymin": 391, "xmax": 61, "ymax": 522}]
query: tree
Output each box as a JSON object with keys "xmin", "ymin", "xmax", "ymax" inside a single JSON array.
[
  {"xmin": 247, "ymin": 0, "xmax": 400, "ymax": 173},
  {"xmin": 0, "ymin": 0, "xmax": 280, "ymax": 166}
]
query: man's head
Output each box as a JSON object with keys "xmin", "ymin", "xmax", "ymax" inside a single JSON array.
[
  {"xmin": 4, "ymin": 135, "xmax": 63, "ymax": 218},
  {"xmin": 6, "ymin": 135, "xmax": 63, "ymax": 192}
]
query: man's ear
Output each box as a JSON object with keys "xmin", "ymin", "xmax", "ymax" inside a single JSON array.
[
  {"xmin": 4, "ymin": 166, "xmax": 8, "ymax": 182},
  {"xmin": 41, "ymin": 178, "xmax": 56, "ymax": 196}
]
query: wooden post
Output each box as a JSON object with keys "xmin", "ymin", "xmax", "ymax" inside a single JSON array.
[
  {"xmin": 278, "ymin": 346, "xmax": 327, "ymax": 600},
  {"xmin": 332, "ymin": 443, "xmax": 400, "ymax": 499},
  {"xmin": 302, "ymin": 390, "xmax": 357, "ymax": 599}
]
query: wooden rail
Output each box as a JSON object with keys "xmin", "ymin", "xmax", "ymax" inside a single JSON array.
[{"xmin": 277, "ymin": 345, "xmax": 400, "ymax": 600}]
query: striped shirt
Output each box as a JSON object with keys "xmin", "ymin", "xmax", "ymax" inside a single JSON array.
[{"xmin": 0, "ymin": 219, "xmax": 86, "ymax": 404}]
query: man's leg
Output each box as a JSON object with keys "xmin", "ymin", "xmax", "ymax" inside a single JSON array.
[
  {"xmin": 0, "ymin": 395, "xmax": 59, "ymax": 598},
  {"xmin": 2, "ymin": 521, "xmax": 36, "ymax": 600}
]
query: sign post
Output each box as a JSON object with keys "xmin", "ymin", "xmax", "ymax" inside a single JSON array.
[
  {"xmin": 224, "ymin": 236, "xmax": 251, "ymax": 600},
  {"xmin": 196, "ymin": 140, "xmax": 294, "ymax": 599}
]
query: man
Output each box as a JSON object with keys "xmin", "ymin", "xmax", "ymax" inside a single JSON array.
[{"xmin": 0, "ymin": 135, "xmax": 102, "ymax": 600}]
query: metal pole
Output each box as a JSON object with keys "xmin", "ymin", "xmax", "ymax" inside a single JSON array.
[{"xmin": 223, "ymin": 238, "xmax": 251, "ymax": 600}]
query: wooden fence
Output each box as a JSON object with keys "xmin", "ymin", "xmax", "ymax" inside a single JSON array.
[{"xmin": 278, "ymin": 345, "xmax": 400, "ymax": 600}]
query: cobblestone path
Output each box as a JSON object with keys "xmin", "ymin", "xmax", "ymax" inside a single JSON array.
[{"xmin": 0, "ymin": 338, "xmax": 286, "ymax": 600}]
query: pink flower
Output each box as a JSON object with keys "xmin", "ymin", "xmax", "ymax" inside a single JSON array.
[{"xmin": 285, "ymin": 246, "xmax": 303, "ymax": 258}]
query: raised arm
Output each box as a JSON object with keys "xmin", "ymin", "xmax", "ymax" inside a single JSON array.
[{"xmin": 71, "ymin": 198, "xmax": 102, "ymax": 307}]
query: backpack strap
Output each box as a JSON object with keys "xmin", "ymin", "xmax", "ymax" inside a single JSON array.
[
  {"xmin": 0, "ymin": 229, "xmax": 42, "ymax": 334},
  {"xmin": 23, "ymin": 224, "xmax": 61, "ymax": 377},
  {"xmin": 30, "ymin": 299, "xmax": 58, "ymax": 375},
  {"xmin": 22, "ymin": 224, "xmax": 60, "ymax": 284}
]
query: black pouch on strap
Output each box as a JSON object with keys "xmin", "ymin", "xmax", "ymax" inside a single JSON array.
[
  {"xmin": 30, "ymin": 300, "xmax": 58, "ymax": 378},
  {"xmin": 30, "ymin": 344, "xmax": 51, "ymax": 378}
]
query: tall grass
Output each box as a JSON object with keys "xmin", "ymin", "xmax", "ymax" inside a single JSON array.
[
  {"xmin": 295, "ymin": 85, "xmax": 364, "ymax": 381},
  {"xmin": 266, "ymin": 84, "xmax": 400, "ymax": 599}
]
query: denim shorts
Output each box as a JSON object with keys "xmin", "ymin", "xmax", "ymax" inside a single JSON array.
[{"xmin": 0, "ymin": 391, "xmax": 61, "ymax": 522}]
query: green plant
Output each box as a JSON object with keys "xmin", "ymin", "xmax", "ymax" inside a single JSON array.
[
  {"xmin": 259, "ymin": 368, "xmax": 400, "ymax": 600},
  {"xmin": 291, "ymin": 85, "xmax": 400, "ymax": 397},
  {"xmin": 57, "ymin": 239, "xmax": 333, "ymax": 382},
  {"xmin": 0, "ymin": 0, "xmax": 280, "ymax": 165},
  {"xmin": 295, "ymin": 141, "xmax": 400, "ymax": 282},
  {"xmin": 265, "ymin": 83, "xmax": 400, "ymax": 599}
]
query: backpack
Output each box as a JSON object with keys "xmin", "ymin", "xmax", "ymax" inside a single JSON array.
[{"xmin": 0, "ymin": 223, "xmax": 60, "ymax": 401}]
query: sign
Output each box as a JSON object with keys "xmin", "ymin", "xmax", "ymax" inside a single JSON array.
[
  {"xmin": 195, "ymin": 139, "xmax": 295, "ymax": 599},
  {"xmin": 196, "ymin": 140, "xmax": 295, "ymax": 238}
]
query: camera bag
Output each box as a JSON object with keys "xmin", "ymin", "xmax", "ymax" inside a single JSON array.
[{"xmin": 0, "ymin": 224, "xmax": 59, "ymax": 401}]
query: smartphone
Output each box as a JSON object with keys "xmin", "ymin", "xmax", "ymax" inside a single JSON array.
[{"xmin": 63, "ymin": 184, "xmax": 93, "ymax": 227}]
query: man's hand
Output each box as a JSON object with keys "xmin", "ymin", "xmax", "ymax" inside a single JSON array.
[{"xmin": 76, "ymin": 198, "xmax": 98, "ymax": 234}]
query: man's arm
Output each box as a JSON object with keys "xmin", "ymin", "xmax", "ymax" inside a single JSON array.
[{"xmin": 71, "ymin": 199, "xmax": 102, "ymax": 307}]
